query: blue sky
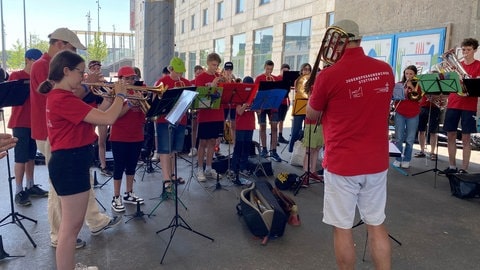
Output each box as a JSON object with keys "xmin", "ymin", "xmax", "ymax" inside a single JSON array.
[{"xmin": 1, "ymin": 0, "xmax": 131, "ymax": 50}]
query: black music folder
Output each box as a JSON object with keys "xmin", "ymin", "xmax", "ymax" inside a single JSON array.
[
  {"xmin": 0, "ymin": 79, "xmax": 30, "ymax": 107},
  {"xmin": 282, "ymin": 71, "xmax": 300, "ymax": 88},
  {"xmin": 462, "ymin": 78, "xmax": 480, "ymax": 97}
]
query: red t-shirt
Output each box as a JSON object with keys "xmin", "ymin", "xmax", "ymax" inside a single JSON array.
[
  {"xmin": 46, "ymin": 89, "xmax": 97, "ymax": 151},
  {"xmin": 194, "ymin": 72, "xmax": 224, "ymax": 123},
  {"xmin": 154, "ymin": 75, "xmax": 192, "ymax": 125},
  {"xmin": 419, "ymin": 95, "xmax": 433, "ymax": 108},
  {"xmin": 109, "ymin": 103, "xmax": 145, "ymax": 142},
  {"xmin": 394, "ymin": 83, "xmax": 421, "ymax": 118},
  {"xmin": 235, "ymin": 108, "xmax": 255, "ymax": 130},
  {"xmin": 309, "ymin": 47, "xmax": 394, "ymax": 176},
  {"xmin": 7, "ymin": 70, "xmax": 31, "ymax": 128},
  {"xmin": 446, "ymin": 60, "xmax": 480, "ymax": 111},
  {"xmin": 30, "ymin": 53, "xmax": 51, "ymax": 140}
]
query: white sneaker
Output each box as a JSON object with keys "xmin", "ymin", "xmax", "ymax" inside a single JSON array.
[
  {"xmin": 401, "ymin": 161, "xmax": 410, "ymax": 168},
  {"xmin": 197, "ymin": 170, "xmax": 206, "ymax": 182},
  {"xmin": 111, "ymin": 196, "xmax": 125, "ymax": 213},
  {"xmin": 205, "ymin": 169, "xmax": 220, "ymax": 180},
  {"xmin": 123, "ymin": 191, "xmax": 144, "ymax": 204},
  {"xmin": 188, "ymin": 148, "xmax": 197, "ymax": 157},
  {"xmin": 392, "ymin": 160, "xmax": 401, "ymax": 167},
  {"xmin": 75, "ymin": 263, "xmax": 98, "ymax": 270}
]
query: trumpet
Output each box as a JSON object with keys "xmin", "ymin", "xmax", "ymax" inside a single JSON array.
[{"xmin": 85, "ymin": 82, "xmax": 167, "ymax": 114}]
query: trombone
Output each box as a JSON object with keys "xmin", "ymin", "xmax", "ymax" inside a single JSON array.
[{"xmin": 84, "ymin": 82, "xmax": 167, "ymax": 114}]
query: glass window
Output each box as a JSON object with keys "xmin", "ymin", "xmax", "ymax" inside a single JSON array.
[
  {"xmin": 236, "ymin": 0, "xmax": 244, "ymax": 14},
  {"xmin": 214, "ymin": 38, "xmax": 225, "ymax": 61},
  {"xmin": 217, "ymin": 1, "xmax": 224, "ymax": 21},
  {"xmin": 326, "ymin": 12, "xmax": 335, "ymax": 27},
  {"xmin": 181, "ymin": 19, "xmax": 185, "ymax": 34},
  {"xmin": 188, "ymin": 52, "xmax": 196, "ymax": 80},
  {"xmin": 260, "ymin": 0, "xmax": 270, "ymax": 5},
  {"xmin": 232, "ymin": 33, "xmax": 246, "ymax": 78},
  {"xmin": 253, "ymin": 27, "xmax": 273, "ymax": 77},
  {"xmin": 191, "ymin": 14, "xmax": 195, "ymax": 30},
  {"xmin": 200, "ymin": 49, "xmax": 209, "ymax": 66},
  {"xmin": 203, "ymin": 8, "xmax": 208, "ymax": 26},
  {"xmin": 283, "ymin": 19, "xmax": 311, "ymax": 70}
]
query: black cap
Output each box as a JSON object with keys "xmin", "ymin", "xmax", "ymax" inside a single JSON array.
[
  {"xmin": 224, "ymin": 61, "xmax": 234, "ymax": 70},
  {"xmin": 162, "ymin": 66, "xmax": 170, "ymax": 74}
]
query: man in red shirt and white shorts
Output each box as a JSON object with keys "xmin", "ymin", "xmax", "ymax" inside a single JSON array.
[{"xmin": 307, "ymin": 20, "xmax": 394, "ymax": 269}]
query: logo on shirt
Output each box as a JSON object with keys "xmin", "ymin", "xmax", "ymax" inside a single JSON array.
[
  {"xmin": 349, "ymin": 87, "xmax": 363, "ymax": 99},
  {"xmin": 374, "ymin": 82, "xmax": 391, "ymax": 94}
]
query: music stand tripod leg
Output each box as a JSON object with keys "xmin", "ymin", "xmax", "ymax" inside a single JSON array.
[
  {"xmin": 155, "ymin": 153, "xmax": 214, "ymax": 264},
  {"xmin": 0, "ymin": 110, "xmax": 37, "ymax": 248}
]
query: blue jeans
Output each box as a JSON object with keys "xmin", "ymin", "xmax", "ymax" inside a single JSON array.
[
  {"xmin": 288, "ymin": 115, "xmax": 305, "ymax": 152},
  {"xmin": 394, "ymin": 113, "xmax": 419, "ymax": 162}
]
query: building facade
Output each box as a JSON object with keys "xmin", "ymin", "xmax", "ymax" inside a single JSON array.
[{"xmin": 134, "ymin": 0, "xmax": 480, "ymax": 84}]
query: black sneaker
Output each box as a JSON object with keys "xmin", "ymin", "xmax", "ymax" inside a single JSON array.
[
  {"xmin": 458, "ymin": 169, "xmax": 468, "ymax": 174},
  {"xmin": 123, "ymin": 191, "xmax": 144, "ymax": 204},
  {"xmin": 270, "ymin": 151, "xmax": 282, "ymax": 162},
  {"xmin": 91, "ymin": 215, "xmax": 122, "ymax": 236},
  {"xmin": 278, "ymin": 136, "xmax": 289, "ymax": 144},
  {"xmin": 439, "ymin": 167, "xmax": 458, "ymax": 175},
  {"xmin": 15, "ymin": 191, "xmax": 31, "ymax": 206},
  {"xmin": 25, "ymin": 184, "xmax": 48, "ymax": 197}
]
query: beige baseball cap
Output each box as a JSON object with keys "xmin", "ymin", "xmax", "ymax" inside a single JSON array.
[
  {"xmin": 333, "ymin": 19, "xmax": 362, "ymax": 41},
  {"xmin": 48, "ymin": 28, "xmax": 87, "ymax": 50}
]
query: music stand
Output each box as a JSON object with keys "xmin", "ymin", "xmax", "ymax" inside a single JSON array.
[
  {"xmin": 412, "ymin": 72, "xmax": 460, "ymax": 186},
  {"xmin": 0, "ymin": 80, "xmax": 37, "ymax": 249},
  {"xmin": 157, "ymin": 89, "xmax": 214, "ymax": 264},
  {"xmin": 145, "ymin": 87, "xmax": 192, "ymax": 217},
  {"xmin": 282, "ymin": 71, "xmax": 300, "ymax": 88},
  {"xmin": 218, "ymin": 83, "xmax": 259, "ymax": 187},
  {"xmin": 462, "ymin": 78, "xmax": 480, "ymax": 96},
  {"xmin": 192, "ymin": 86, "xmax": 223, "ymax": 110}
]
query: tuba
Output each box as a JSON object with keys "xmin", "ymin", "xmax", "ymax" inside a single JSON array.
[{"xmin": 304, "ymin": 26, "xmax": 349, "ymax": 94}]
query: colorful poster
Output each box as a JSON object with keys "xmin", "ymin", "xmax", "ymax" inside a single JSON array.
[{"xmin": 362, "ymin": 35, "xmax": 394, "ymax": 65}]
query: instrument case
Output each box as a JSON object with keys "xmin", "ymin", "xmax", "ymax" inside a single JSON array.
[{"xmin": 447, "ymin": 173, "xmax": 480, "ymax": 199}]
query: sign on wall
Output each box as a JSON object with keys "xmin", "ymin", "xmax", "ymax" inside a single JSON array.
[{"xmin": 362, "ymin": 28, "xmax": 446, "ymax": 81}]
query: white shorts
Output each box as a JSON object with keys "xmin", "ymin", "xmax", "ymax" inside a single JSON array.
[{"xmin": 323, "ymin": 169, "xmax": 387, "ymax": 229}]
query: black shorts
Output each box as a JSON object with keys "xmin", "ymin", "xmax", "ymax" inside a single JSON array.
[
  {"xmin": 277, "ymin": 104, "xmax": 289, "ymax": 121},
  {"xmin": 418, "ymin": 106, "xmax": 440, "ymax": 133},
  {"xmin": 198, "ymin": 121, "xmax": 223, "ymax": 140},
  {"xmin": 12, "ymin": 128, "xmax": 37, "ymax": 163},
  {"xmin": 49, "ymin": 145, "xmax": 93, "ymax": 196},
  {"xmin": 443, "ymin": 108, "xmax": 477, "ymax": 133}
]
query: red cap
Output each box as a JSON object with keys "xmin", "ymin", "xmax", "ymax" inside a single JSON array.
[{"xmin": 117, "ymin": 66, "xmax": 136, "ymax": 78}]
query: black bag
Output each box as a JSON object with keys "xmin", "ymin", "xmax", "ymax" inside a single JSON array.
[
  {"xmin": 447, "ymin": 173, "xmax": 480, "ymax": 199},
  {"xmin": 236, "ymin": 180, "xmax": 287, "ymax": 245}
]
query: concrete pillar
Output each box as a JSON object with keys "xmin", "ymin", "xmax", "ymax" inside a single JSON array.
[{"xmin": 143, "ymin": 0, "xmax": 174, "ymax": 86}]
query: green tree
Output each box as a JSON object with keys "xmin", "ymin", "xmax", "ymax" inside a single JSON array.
[
  {"xmin": 87, "ymin": 32, "xmax": 108, "ymax": 62},
  {"xmin": 6, "ymin": 40, "xmax": 25, "ymax": 70},
  {"xmin": 28, "ymin": 34, "xmax": 49, "ymax": 53}
]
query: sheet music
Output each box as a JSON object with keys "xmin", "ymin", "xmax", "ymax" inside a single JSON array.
[
  {"xmin": 389, "ymin": 141, "xmax": 401, "ymax": 157},
  {"xmin": 166, "ymin": 90, "xmax": 198, "ymax": 125}
]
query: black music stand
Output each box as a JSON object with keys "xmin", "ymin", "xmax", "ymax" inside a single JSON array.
[
  {"xmin": 0, "ymin": 80, "xmax": 37, "ymax": 249},
  {"xmin": 411, "ymin": 72, "xmax": 460, "ymax": 186},
  {"xmin": 352, "ymin": 219, "xmax": 402, "ymax": 261},
  {"xmin": 156, "ymin": 89, "xmax": 214, "ymax": 264},
  {"xmin": 145, "ymin": 87, "xmax": 193, "ymax": 217},
  {"xmin": 282, "ymin": 71, "xmax": 300, "ymax": 88}
]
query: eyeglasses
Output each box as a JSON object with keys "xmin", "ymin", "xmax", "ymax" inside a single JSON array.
[{"xmin": 73, "ymin": 68, "xmax": 84, "ymax": 75}]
